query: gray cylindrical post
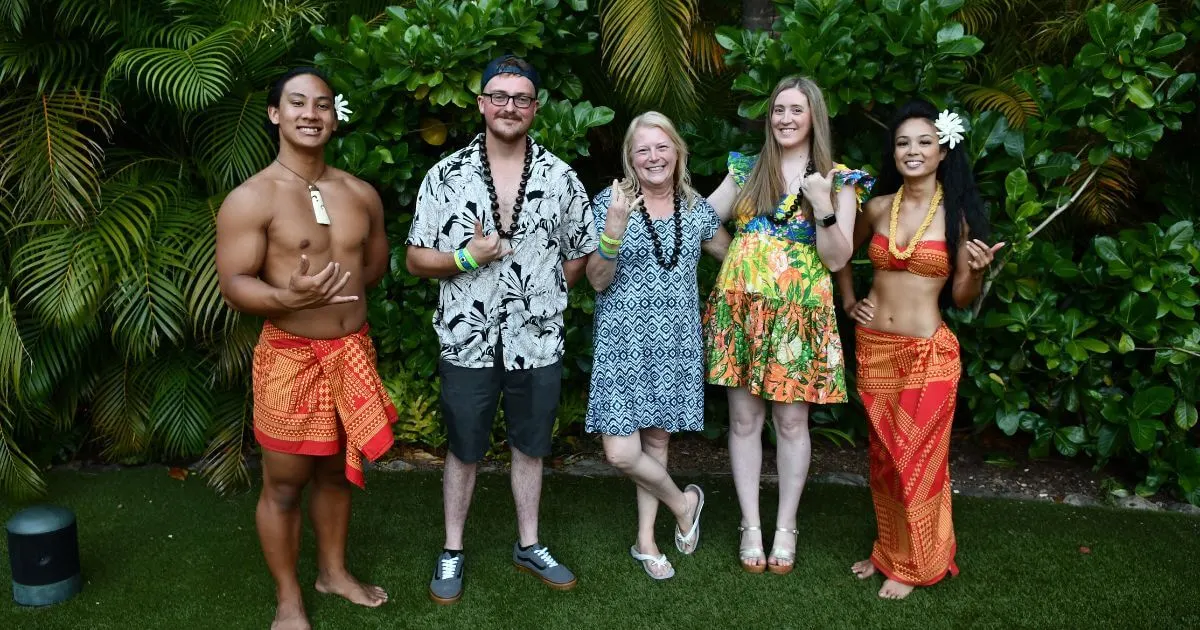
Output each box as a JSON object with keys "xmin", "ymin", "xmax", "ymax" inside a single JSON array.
[{"xmin": 6, "ymin": 505, "xmax": 82, "ymax": 606}]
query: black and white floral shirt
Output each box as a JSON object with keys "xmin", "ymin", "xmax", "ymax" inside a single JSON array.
[{"xmin": 407, "ymin": 134, "xmax": 597, "ymax": 370}]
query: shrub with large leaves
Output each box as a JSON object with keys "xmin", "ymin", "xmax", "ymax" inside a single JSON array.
[{"xmin": 312, "ymin": 0, "xmax": 615, "ymax": 453}]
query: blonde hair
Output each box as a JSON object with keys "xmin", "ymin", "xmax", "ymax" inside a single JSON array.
[
  {"xmin": 736, "ymin": 76, "xmax": 834, "ymax": 218},
  {"xmin": 618, "ymin": 111, "xmax": 700, "ymax": 210}
]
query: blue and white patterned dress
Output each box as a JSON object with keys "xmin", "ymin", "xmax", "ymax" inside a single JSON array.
[{"xmin": 585, "ymin": 186, "xmax": 721, "ymax": 436}]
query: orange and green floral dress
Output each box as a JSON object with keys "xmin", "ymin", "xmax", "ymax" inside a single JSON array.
[{"xmin": 703, "ymin": 152, "xmax": 874, "ymax": 403}]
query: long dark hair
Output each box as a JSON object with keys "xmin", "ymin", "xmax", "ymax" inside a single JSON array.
[{"xmin": 874, "ymin": 99, "xmax": 990, "ymax": 307}]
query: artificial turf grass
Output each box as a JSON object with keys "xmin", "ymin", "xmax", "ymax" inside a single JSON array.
[{"xmin": 1, "ymin": 468, "xmax": 1198, "ymax": 630}]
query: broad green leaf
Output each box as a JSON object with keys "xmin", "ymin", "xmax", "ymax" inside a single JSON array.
[
  {"xmin": 1131, "ymin": 386, "xmax": 1174, "ymax": 418},
  {"xmin": 1130, "ymin": 3, "xmax": 1158, "ymax": 41},
  {"xmin": 1147, "ymin": 33, "xmax": 1186, "ymax": 58},
  {"xmin": 1004, "ymin": 168, "xmax": 1029, "ymax": 201},
  {"xmin": 1086, "ymin": 146, "xmax": 1111, "ymax": 167},
  {"xmin": 1117, "ymin": 333, "xmax": 1135, "ymax": 354},
  {"xmin": 1076, "ymin": 43, "xmax": 1106, "ymax": 67},
  {"xmin": 1175, "ymin": 401, "xmax": 1198, "ymax": 430},
  {"xmin": 996, "ymin": 409, "xmax": 1020, "ymax": 436},
  {"xmin": 935, "ymin": 23, "xmax": 963, "ymax": 44},
  {"xmin": 1167, "ymin": 73, "xmax": 1196, "ymax": 101},
  {"xmin": 1125, "ymin": 77, "xmax": 1156, "ymax": 109},
  {"xmin": 1097, "ymin": 423, "xmax": 1122, "ymax": 457},
  {"xmin": 1163, "ymin": 221, "xmax": 1194, "ymax": 252},
  {"xmin": 1128, "ymin": 418, "xmax": 1159, "ymax": 452}
]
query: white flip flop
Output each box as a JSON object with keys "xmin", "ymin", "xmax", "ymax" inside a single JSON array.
[
  {"xmin": 674, "ymin": 484, "xmax": 705, "ymax": 555},
  {"xmin": 629, "ymin": 546, "xmax": 674, "ymax": 580}
]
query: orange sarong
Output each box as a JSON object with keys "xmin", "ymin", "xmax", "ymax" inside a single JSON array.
[
  {"xmin": 252, "ymin": 322, "xmax": 397, "ymax": 488},
  {"xmin": 855, "ymin": 323, "xmax": 960, "ymax": 586}
]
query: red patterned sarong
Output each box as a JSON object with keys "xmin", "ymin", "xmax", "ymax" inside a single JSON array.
[
  {"xmin": 856, "ymin": 323, "xmax": 960, "ymax": 586},
  {"xmin": 252, "ymin": 322, "xmax": 397, "ymax": 488}
]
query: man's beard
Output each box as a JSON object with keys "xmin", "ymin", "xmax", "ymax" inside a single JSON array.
[{"xmin": 486, "ymin": 114, "xmax": 531, "ymax": 142}]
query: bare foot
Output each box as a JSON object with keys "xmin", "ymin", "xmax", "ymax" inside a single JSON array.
[
  {"xmin": 674, "ymin": 488, "xmax": 701, "ymax": 553},
  {"xmin": 633, "ymin": 543, "xmax": 673, "ymax": 579},
  {"xmin": 738, "ymin": 526, "xmax": 765, "ymax": 571},
  {"xmin": 271, "ymin": 599, "xmax": 310, "ymax": 630},
  {"xmin": 878, "ymin": 579, "xmax": 915, "ymax": 600},
  {"xmin": 851, "ymin": 559, "xmax": 876, "ymax": 579},
  {"xmin": 767, "ymin": 529, "xmax": 797, "ymax": 573},
  {"xmin": 315, "ymin": 571, "xmax": 388, "ymax": 608}
]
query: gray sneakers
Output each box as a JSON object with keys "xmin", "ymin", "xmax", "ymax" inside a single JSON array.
[
  {"xmin": 429, "ymin": 551, "xmax": 465, "ymax": 605},
  {"xmin": 512, "ymin": 542, "xmax": 577, "ymax": 590}
]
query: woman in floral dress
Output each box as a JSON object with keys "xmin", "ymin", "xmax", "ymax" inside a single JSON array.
[
  {"xmin": 586, "ymin": 112, "xmax": 730, "ymax": 579},
  {"xmin": 702, "ymin": 77, "xmax": 874, "ymax": 574}
]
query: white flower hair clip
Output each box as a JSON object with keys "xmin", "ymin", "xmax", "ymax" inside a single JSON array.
[
  {"xmin": 334, "ymin": 94, "xmax": 353, "ymax": 123},
  {"xmin": 934, "ymin": 110, "xmax": 965, "ymax": 150}
]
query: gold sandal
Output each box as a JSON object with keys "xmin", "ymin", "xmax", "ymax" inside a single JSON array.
[
  {"xmin": 768, "ymin": 527, "xmax": 798, "ymax": 575},
  {"xmin": 738, "ymin": 525, "xmax": 766, "ymax": 574}
]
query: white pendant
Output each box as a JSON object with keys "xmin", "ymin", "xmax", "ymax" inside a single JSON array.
[{"xmin": 309, "ymin": 186, "xmax": 330, "ymax": 225}]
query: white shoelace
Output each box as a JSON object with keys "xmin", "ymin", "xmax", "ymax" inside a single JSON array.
[
  {"xmin": 438, "ymin": 556, "xmax": 460, "ymax": 579},
  {"xmin": 533, "ymin": 547, "xmax": 559, "ymax": 568}
]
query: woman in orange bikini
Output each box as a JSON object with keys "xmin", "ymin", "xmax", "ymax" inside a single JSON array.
[{"xmin": 835, "ymin": 100, "xmax": 1004, "ymax": 600}]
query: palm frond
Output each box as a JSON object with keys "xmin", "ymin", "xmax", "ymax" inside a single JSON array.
[
  {"xmin": 147, "ymin": 23, "xmax": 212, "ymax": 49},
  {"xmin": 92, "ymin": 177, "xmax": 177, "ymax": 266},
  {"xmin": 690, "ymin": 17, "xmax": 726, "ymax": 76},
  {"xmin": 0, "ymin": 39, "xmax": 99, "ymax": 91},
  {"xmin": 198, "ymin": 389, "xmax": 252, "ymax": 495},
  {"xmin": 1069, "ymin": 155, "xmax": 1136, "ymax": 227},
  {"xmin": 181, "ymin": 197, "xmax": 244, "ymax": 340},
  {"xmin": 600, "ymin": 0, "xmax": 699, "ymax": 117},
  {"xmin": 955, "ymin": 0, "xmax": 1038, "ymax": 34},
  {"xmin": 90, "ymin": 359, "xmax": 152, "ymax": 458},
  {"xmin": 192, "ymin": 90, "xmax": 274, "ymax": 191},
  {"xmin": 13, "ymin": 227, "xmax": 109, "ymax": 329},
  {"xmin": 0, "ymin": 0, "xmax": 29, "ymax": 32},
  {"xmin": 106, "ymin": 240, "xmax": 188, "ymax": 362},
  {"xmin": 15, "ymin": 315, "xmax": 99, "ymax": 403},
  {"xmin": 0, "ymin": 90, "xmax": 115, "ymax": 223},
  {"xmin": 958, "ymin": 78, "xmax": 1039, "ymax": 129},
  {"xmin": 149, "ymin": 355, "xmax": 214, "ymax": 457},
  {"xmin": 0, "ymin": 288, "xmax": 28, "ymax": 399},
  {"xmin": 0, "ymin": 397, "xmax": 46, "ymax": 499},
  {"xmin": 208, "ymin": 314, "xmax": 260, "ymax": 388},
  {"xmin": 107, "ymin": 26, "xmax": 242, "ymax": 111},
  {"xmin": 54, "ymin": 0, "xmax": 119, "ymax": 40}
]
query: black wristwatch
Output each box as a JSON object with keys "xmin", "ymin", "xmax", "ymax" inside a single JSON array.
[{"xmin": 816, "ymin": 213, "xmax": 837, "ymax": 228}]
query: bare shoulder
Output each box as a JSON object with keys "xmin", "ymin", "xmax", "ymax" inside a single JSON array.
[
  {"xmin": 219, "ymin": 170, "xmax": 279, "ymax": 224},
  {"xmin": 328, "ymin": 167, "xmax": 382, "ymax": 208},
  {"xmin": 863, "ymin": 194, "xmax": 890, "ymax": 221}
]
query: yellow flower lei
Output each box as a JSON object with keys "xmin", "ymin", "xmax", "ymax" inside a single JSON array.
[{"xmin": 888, "ymin": 183, "xmax": 944, "ymax": 260}]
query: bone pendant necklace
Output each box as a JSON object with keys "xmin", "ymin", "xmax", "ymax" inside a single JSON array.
[{"xmin": 276, "ymin": 159, "xmax": 330, "ymax": 225}]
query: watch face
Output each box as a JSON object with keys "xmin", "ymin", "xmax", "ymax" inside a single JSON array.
[{"xmin": 819, "ymin": 214, "xmax": 837, "ymax": 227}]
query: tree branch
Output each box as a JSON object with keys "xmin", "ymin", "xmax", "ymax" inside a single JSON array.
[{"xmin": 1026, "ymin": 166, "xmax": 1099, "ymax": 239}]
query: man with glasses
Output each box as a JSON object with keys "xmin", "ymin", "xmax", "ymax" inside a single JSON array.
[{"xmin": 406, "ymin": 55, "xmax": 596, "ymax": 604}]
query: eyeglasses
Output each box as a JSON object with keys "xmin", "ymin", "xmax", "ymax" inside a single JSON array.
[{"xmin": 481, "ymin": 92, "xmax": 536, "ymax": 109}]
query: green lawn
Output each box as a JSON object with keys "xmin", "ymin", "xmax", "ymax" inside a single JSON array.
[{"xmin": 2, "ymin": 468, "xmax": 1198, "ymax": 629}]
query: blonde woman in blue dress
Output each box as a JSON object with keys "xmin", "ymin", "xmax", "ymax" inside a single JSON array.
[{"xmin": 585, "ymin": 112, "xmax": 731, "ymax": 579}]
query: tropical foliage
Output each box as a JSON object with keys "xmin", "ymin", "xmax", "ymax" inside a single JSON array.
[
  {"xmin": 2, "ymin": 0, "xmax": 1197, "ymax": 506},
  {"xmin": 310, "ymin": 0, "xmax": 613, "ymax": 449}
]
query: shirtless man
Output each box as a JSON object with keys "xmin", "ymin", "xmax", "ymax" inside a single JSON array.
[{"xmin": 216, "ymin": 67, "xmax": 393, "ymax": 630}]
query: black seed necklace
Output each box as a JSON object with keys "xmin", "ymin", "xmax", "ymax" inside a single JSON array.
[
  {"xmin": 768, "ymin": 159, "xmax": 817, "ymax": 225},
  {"xmin": 640, "ymin": 190, "xmax": 684, "ymax": 270},
  {"xmin": 479, "ymin": 135, "xmax": 533, "ymax": 239}
]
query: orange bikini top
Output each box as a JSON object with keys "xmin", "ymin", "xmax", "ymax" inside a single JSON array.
[{"xmin": 868, "ymin": 233, "xmax": 950, "ymax": 278}]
